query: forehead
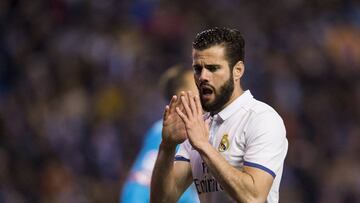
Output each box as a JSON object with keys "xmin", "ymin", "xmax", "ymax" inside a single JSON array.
[{"xmin": 192, "ymin": 45, "xmax": 227, "ymax": 65}]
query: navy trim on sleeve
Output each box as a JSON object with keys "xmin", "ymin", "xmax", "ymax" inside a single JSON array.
[
  {"xmin": 174, "ymin": 155, "xmax": 190, "ymax": 162},
  {"xmin": 244, "ymin": 161, "xmax": 276, "ymax": 178}
]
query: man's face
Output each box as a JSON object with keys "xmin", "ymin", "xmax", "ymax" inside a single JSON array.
[{"xmin": 192, "ymin": 45, "xmax": 234, "ymax": 113}]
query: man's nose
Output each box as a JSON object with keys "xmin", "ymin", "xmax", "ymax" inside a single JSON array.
[{"xmin": 199, "ymin": 69, "xmax": 210, "ymax": 82}]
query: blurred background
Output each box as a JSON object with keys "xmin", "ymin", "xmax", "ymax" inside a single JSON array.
[{"xmin": 0, "ymin": 0, "xmax": 359, "ymax": 202}]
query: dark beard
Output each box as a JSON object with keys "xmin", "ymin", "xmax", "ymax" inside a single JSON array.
[{"xmin": 200, "ymin": 76, "xmax": 234, "ymax": 113}]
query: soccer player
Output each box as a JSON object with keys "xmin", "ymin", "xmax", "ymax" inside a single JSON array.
[
  {"xmin": 150, "ymin": 28, "xmax": 288, "ymax": 203},
  {"xmin": 120, "ymin": 65, "xmax": 200, "ymax": 203}
]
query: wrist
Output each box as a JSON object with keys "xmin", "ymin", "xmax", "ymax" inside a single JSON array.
[
  {"xmin": 193, "ymin": 140, "xmax": 211, "ymax": 152},
  {"xmin": 160, "ymin": 141, "xmax": 177, "ymax": 151}
]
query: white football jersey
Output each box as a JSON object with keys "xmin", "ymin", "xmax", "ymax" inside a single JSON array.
[{"xmin": 175, "ymin": 90, "xmax": 288, "ymax": 203}]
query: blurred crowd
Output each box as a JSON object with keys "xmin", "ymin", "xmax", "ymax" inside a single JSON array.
[{"xmin": 0, "ymin": 0, "xmax": 359, "ymax": 202}]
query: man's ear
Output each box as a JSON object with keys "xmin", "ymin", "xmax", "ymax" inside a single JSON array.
[{"xmin": 233, "ymin": 61, "xmax": 244, "ymax": 81}]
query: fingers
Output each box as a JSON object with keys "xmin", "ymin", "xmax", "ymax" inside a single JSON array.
[
  {"xmin": 169, "ymin": 95, "xmax": 177, "ymax": 105},
  {"xmin": 180, "ymin": 94, "xmax": 193, "ymax": 118},
  {"xmin": 187, "ymin": 91, "xmax": 198, "ymax": 116},
  {"xmin": 163, "ymin": 105, "xmax": 170, "ymax": 120},
  {"xmin": 168, "ymin": 95, "xmax": 177, "ymax": 112},
  {"xmin": 175, "ymin": 90, "xmax": 204, "ymax": 125},
  {"xmin": 176, "ymin": 106, "xmax": 189, "ymax": 123},
  {"xmin": 194, "ymin": 94, "xmax": 202, "ymax": 116}
]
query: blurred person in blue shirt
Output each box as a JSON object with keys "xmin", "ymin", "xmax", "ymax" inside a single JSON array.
[{"xmin": 120, "ymin": 65, "xmax": 200, "ymax": 203}]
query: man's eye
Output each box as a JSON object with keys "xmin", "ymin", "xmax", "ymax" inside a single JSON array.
[
  {"xmin": 194, "ymin": 67, "xmax": 202, "ymax": 74},
  {"xmin": 208, "ymin": 67, "xmax": 217, "ymax": 72}
]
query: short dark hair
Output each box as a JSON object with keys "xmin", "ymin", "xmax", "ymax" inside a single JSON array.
[
  {"xmin": 192, "ymin": 27, "xmax": 245, "ymax": 68},
  {"xmin": 159, "ymin": 64, "xmax": 190, "ymax": 101}
]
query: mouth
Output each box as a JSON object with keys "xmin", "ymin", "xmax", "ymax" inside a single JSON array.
[{"xmin": 200, "ymin": 85, "xmax": 214, "ymax": 101}]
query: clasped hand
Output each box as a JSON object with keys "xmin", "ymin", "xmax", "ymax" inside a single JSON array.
[{"xmin": 162, "ymin": 91, "xmax": 209, "ymax": 150}]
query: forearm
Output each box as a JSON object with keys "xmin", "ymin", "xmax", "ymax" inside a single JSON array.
[
  {"xmin": 197, "ymin": 143, "xmax": 265, "ymax": 203},
  {"xmin": 150, "ymin": 142, "xmax": 178, "ymax": 203}
]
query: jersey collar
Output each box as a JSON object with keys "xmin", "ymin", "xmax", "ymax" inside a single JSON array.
[{"xmin": 217, "ymin": 90, "xmax": 253, "ymax": 121}]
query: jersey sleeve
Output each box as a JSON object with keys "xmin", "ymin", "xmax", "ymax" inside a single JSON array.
[
  {"xmin": 243, "ymin": 110, "xmax": 288, "ymax": 178},
  {"xmin": 175, "ymin": 140, "xmax": 192, "ymax": 162}
]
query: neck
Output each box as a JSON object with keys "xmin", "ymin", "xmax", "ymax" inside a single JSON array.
[{"xmin": 211, "ymin": 87, "xmax": 244, "ymax": 115}]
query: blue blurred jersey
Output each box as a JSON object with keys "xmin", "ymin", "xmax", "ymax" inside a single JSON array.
[{"xmin": 120, "ymin": 120, "xmax": 199, "ymax": 203}]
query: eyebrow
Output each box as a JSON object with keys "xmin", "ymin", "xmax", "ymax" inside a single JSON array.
[
  {"xmin": 192, "ymin": 64, "xmax": 220, "ymax": 68},
  {"xmin": 204, "ymin": 64, "xmax": 220, "ymax": 69}
]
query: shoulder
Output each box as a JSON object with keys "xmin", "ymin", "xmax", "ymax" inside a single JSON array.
[
  {"xmin": 244, "ymin": 99, "xmax": 285, "ymax": 138},
  {"xmin": 246, "ymin": 99, "xmax": 283, "ymax": 122}
]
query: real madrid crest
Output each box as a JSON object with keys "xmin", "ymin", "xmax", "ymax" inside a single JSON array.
[{"xmin": 218, "ymin": 134, "xmax": 230, "ymax": 152}]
